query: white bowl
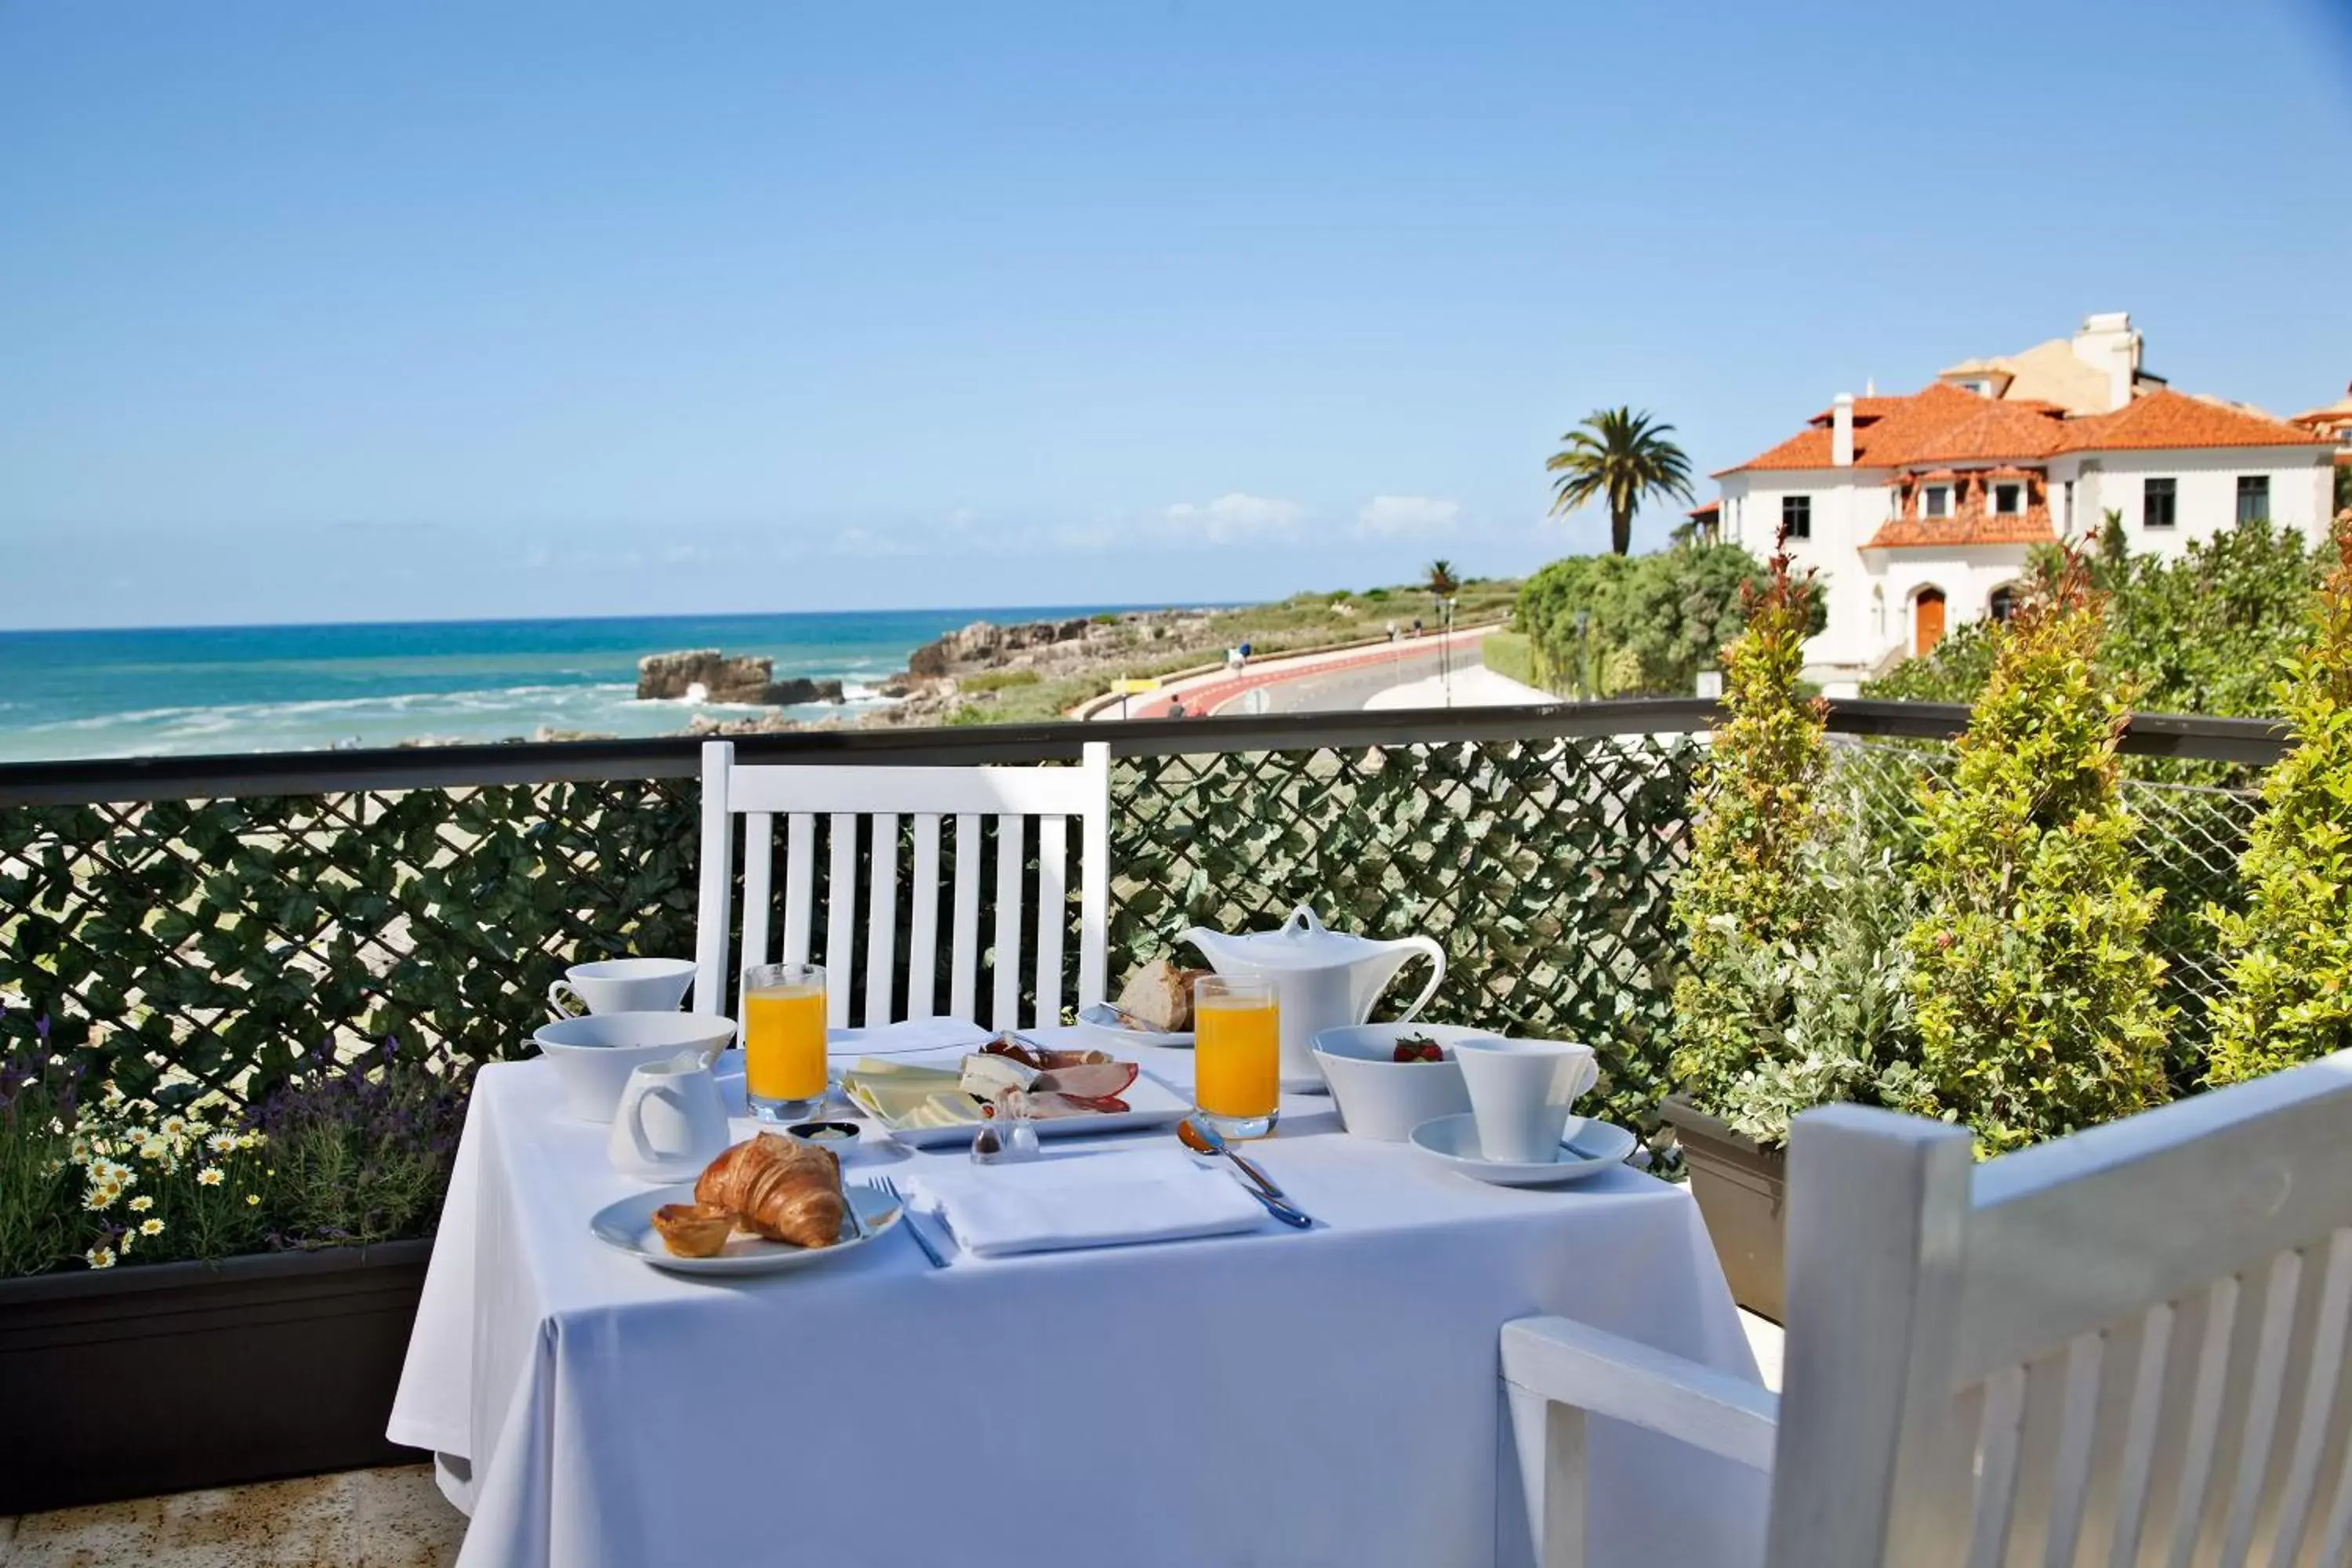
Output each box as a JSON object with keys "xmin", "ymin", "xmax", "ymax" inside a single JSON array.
[
  {"xmin": 534, "ymin": 1011, "xmax": 739, "ymax": 1123},
  {"xmin": 1310, "ymin": 1023, "xmax": 1500, "ymax": 1142}
]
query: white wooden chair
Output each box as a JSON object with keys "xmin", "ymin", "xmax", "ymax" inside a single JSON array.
[
  {"xmin": 694, "ymin": 740, "xmax": 1111, "ymax": 1031},
  {"xmin": 1504, "ymin": 1050, "xmax": 2352, "ymax": 1568}
]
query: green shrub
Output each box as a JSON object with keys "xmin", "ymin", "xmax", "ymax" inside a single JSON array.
[
  {"xmin": 1479, "ymin": 631, "xmax": 1552, "ymax": 695},
  {"xmin": 959, "ymin": 668, "xmax": 1043, "ymax": 694},
  {"xmin": 1901, "ymin": 557, "xmax": 2172, "ymax": 1155},
  {"xmin": 0, "ymin": 1014, "xmax": 78, "ymax": 1278},
  {"xmin": 1867, "ymin": 518, "xmax": 2325, "ymax": 720},
  {"xmin": 1515, "ymin": 543, "xmax": 1818, "ymax": 698},
  {"xmin": 2205, "ymin": 509, "xmax": 2352, "ymax": 1085},
  {"xmin": 1682, "ymin": 808, "xmax": 1931, "ymax": 1146},
  {"xmin": 1669, "ymin": 551, "xmax": 1831, "ymax": 1112}
]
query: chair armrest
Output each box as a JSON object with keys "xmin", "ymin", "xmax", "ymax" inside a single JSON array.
[{"xmin": 1501, "ymin": 1315, "xmax": 1780, "ymax": 1471}]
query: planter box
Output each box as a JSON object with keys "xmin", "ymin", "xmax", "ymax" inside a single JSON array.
[
  {"xmin": 0, "ymin": 1239, "xmax": 433, "ymax": 1515},
  {"xmin": 1659, "ymin": 1095, "xmax": 1788, "ymax": 1323}
]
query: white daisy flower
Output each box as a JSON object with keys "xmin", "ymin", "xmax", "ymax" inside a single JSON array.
[
  {"xmin": 197, "ymin": 1167, "xmax": 223, "ymax": 1188},
  {"xmin": 129, "ymin": 1195, "xmax": 153, "ymax": 1213},
  {"xmin": 140, "ymin": 1218, "xmax": 164, "ymax": 1236},
  {"xmin": 85, "ymin": 1246, "xmax": 115, "ymax": 1269}
]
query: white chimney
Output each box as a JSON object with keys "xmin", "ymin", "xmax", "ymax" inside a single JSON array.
[
  {"xmin": 2072, "ymin": 312, "xmax": 2140, "ymax": 412},
  {"xmin": 1831, "ymin": 393, "xmax": 1855, "ymax": 467}
]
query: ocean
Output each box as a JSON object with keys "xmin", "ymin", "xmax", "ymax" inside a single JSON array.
[{"xmin": 0, "ymin": 607, "xmax": 1138, "ymax": 764}]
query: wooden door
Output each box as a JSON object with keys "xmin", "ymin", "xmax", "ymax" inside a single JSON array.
[{"xmin": 1914, "ymin": 589, "xmax": 1946, "ymax": 656}]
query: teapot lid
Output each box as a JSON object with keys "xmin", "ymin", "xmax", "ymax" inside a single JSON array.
[{"xmin": 1191, "ymin": 905, "xmax": 1389, "ymax": 967}]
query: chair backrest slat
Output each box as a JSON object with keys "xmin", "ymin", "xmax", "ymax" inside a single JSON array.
[
  {"xmin": 1963, "ymin": 1365, "xmax": 2025, "ymax": 1568},
  {"xmin": 862, "ymin": 812, "xmax": 900, "ymax": 1029},
  {"xmin": 1768, "ymin": 1053, "xmax": 2352, "ymax": 1568},
  {"xmin": 949, "ymin": 812, "xmax": 981, "ymax": 1021},
  {"xmin": 2219, "ymin": 1249, "xmax": 2303, "ymax": 1563},
  {"xmin": 740, "ymin": 812, "xmax": 775, "ymax": 998},
  {"xmin": 695, "ymin": 742, "xmax": 1109, "ymax": 1034},
  {"xmin": 782, "ymin": 813, "xmax": 815, "ymax": 965},
  {"xmin": 2267, "ymin": 1230, "xmax": 2352, "ymax": 1564},
  {"xmin": 824, "ymin": 812, "xmax": 856, "ymax": 1029},
  {"xmin": 2105, "ymin": 1302, "xmax": 2174, "ymax": 1568},
  {"xmin": 2161, "ymin": 1274, "xmax": 2238, "ymax": 1563},
  {"xmin": 991, "ymin": 812, "xmax": 1025, "ymax": 1031},
  {"xmin": 1034, "ymin": 815, "xmax": 1067, "ymax": 1024},
  {"xmin": 907, "ymin": 814, "xmax": 942, "ymax": 1021},
  {"xmin": 2038, "ymin": 1331, "xmax": 2103, "ymax": 1568}
]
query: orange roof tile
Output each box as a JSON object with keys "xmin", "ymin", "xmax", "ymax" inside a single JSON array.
[
  {"xmin": 1864, "ymin": 514, "xmax": 2057, "ymax": 550},
  {"xmin": 2055, "ymin": 389, "xmax": 2335, "ymax": 453},
  {"xmin": 1686, "ymin": 499, "xmax": 1720, "ymax": 517},
  {"xmin": 1722, "ymin": 381, "xmax": 2328, "ymax": 477}
]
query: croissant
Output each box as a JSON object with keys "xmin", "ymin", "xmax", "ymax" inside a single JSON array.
[{"xmin": 695, "ymin": 1133, "xmax": 846, "ymax": 1249}]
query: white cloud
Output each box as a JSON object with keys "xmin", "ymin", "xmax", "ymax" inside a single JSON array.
[
  {"xmin": 1162, "ymin": 492, "xmax": 1307, "ymax": 543},
  {"xmin": 827, "ymin": 526, "xmax": 914, "ymax": 558},
  {"xmin": 1356, "ymin": 494, "xmax": 1461, "ymax": 537}
]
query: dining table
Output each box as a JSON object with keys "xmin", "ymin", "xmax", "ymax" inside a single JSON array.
[{"xmin": 388, "ymin": 1024, "xmax": 1768, "ymax": 1568}]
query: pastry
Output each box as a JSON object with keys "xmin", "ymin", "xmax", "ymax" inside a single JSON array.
[
  {"xmin": 650, "ymin": 1203, "xmax": 736, "ymax": 1258},
  {"xmin": 695, "ymin": 1132, "xmax": 847, "ymax": 1248}
]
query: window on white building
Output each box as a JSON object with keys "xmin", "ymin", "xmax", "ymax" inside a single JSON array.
[
  {"xmin": 1990, "ymin": 585, "xmax": 2018, "ymax": 621},
  {"xmin": 1993, "ymin": 482, "xmax": 2024, "ymax": 516},
  {"xmin": 1781, "ymin": 495, "xmax": 1811, "ymax": 540},
  {"xmin": 2237, "ymin": 476, "xmax": 2270, "ymax": 524},
  {"xmin": 2144, "ymin": 477, "xmax": 2178, "ymax": 529},
  {"xmin": 1924, "ymin": 485, "xmax": 1951, "ymax": 519},
  {"xmin": 2062, "ymin": 480, "xmax": 2074, "ymax": 534}
]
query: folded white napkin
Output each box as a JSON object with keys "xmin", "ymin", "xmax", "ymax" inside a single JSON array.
[
  {"xmin": 912, "ymin": 1149, "xmax": 1268, "ymax": 1258},
  {"xmin": 827, "ymin": 1015, "xmax": 993, "ymax": 1059}
]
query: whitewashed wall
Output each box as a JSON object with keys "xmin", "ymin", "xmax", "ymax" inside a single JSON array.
[{"xmin": 2049, "ymin": 447, "xmax": 2334, "ymax": 559}]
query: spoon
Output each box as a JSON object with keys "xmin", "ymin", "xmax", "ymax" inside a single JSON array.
[{"xmin": 1176, "ymin": 1116, "xmax": 1308, "ymax": 1228}]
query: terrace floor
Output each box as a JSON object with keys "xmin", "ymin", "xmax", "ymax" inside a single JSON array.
[{"xmin": 0, "ymin": 1466, "xmax": 465, "ymax": 1567}]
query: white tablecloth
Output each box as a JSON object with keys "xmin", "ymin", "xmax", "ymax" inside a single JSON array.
[{"xmin": 390, "ymin": 1030, "xmax": 1766, "ymax": 1568}]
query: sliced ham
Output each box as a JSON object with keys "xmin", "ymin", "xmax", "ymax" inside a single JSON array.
[
  {"xmin": 1031, "ymin": 1061, "xmax": 1139, "ymax": 1100},
  {"xmin": 1023, "ymin": 1091, "xmax": 1132, "ymax": 1118}
]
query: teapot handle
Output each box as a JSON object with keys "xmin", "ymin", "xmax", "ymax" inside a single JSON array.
[
  {"xmin": 1280, "ymin": 905, "xmax": 1329, "ymax": 937},
  {"xmin": 1389, "ymin": 937, "xmax": 1448, "ymax": 1024}
]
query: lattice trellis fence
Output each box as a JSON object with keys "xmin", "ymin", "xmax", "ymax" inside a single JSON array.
[
  {"xmin": 0, "ymin": 717, "xmax": 2270, "ymax": 1124},
  {"xmin": 1109, "ymin": 735, "xmax": 1700, "ymax": 1135}
]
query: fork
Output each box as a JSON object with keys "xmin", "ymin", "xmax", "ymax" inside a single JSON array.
[{"xmin": 874, "ymin": 1176, "xmax": 949, "ymax": 1269}]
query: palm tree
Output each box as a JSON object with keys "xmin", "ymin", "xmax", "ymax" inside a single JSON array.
[
  {"xmin": 1424, "ymin": 559, "xmax": 1461, "ymax": 598},
  {"xmin": 1545, "ymin": 407, "xmax": 1696, "ymax": 556}
]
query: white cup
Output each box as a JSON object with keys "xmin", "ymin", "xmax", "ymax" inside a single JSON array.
[
  {"xmin": 1454, "ymin": 1038, "xmax": 1599, "ymax": 1163},
  {"xmin": 607, "ymin": 1051, "xmax": 734, "ymax": 1181},
  {"xmin": 549, "ymin": 956, "xmax": 698, "ymax": 1019}
]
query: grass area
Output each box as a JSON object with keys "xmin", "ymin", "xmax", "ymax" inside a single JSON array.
[
  {"xmin": 955, "ymin": 579, "xmax": 1522, "ymax": 723},
  {"xmin": 1478, "ymin": 630, "xmax": 1558, "ymax": 695}
]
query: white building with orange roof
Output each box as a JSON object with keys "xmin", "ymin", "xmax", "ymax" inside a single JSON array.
[{"xmin": 1710, "ymin": 313, "xmax": 2339, "ymax": 689}]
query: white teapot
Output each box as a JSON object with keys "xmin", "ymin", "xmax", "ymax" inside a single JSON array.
[{"xmin": 1181, "ymin": 905, "xmax": 1446, "ymax": 1089}]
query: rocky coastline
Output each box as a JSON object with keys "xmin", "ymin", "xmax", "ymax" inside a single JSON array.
[{"xmin": 681, "ymin": 606, "xmax": 1221, "ymax": 735}]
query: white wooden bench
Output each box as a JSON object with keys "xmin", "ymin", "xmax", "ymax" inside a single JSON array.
[
  {"xmin": 1504, "ymin": 1051, "xmax": 2352, "ymax": 1566},
  {"xmin": 694, "ymin": 739, "xmax": 1111, "ymax": 1031}
]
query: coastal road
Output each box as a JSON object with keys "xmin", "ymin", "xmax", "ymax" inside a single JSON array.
[{"xmin": 1094, "ymin": 625, "xmax": 1499, "ymax": 720}]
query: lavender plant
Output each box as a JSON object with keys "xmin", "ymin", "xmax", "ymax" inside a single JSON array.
[
  {"xmin": 0, "ymin": 1013, "xmax": 82, "ymax": 1278},
  {"xmin": 249, "ymin": 1035, "xmax": 471, "ymax": 1250}
]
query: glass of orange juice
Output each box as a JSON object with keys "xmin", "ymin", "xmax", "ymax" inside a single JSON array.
[
  {"xmin": 742, "ymin": 962, "xmax": 827, "ymax": 1123},
  {"xmin": 1192, "ymin": 975, "xmax": 1279, "ymax": 1141}
]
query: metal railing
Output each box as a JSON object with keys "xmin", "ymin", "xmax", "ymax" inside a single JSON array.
[{"xmin": 0, "ymin": 701, "xmax": 2287, "ymax": 1134}]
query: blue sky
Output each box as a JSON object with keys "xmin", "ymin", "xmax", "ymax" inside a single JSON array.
[{"xmin": 2, "ymin": 0, "xmax": 2348, "ymax": 630}]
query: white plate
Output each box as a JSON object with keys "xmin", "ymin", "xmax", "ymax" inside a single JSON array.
[
  {"xmin": 590, "ymin": 1181, "xmax": 902, "ymax": 1276},
  {"xmin": 1074, "ymin": 1003, "xmax": 1193, "ymax": 1049},
  {"xmin": 1406, "ymin": 1112, "xmax": 1637, "ymax": 1186},
  {"xmin": 842, "ymin": 1067, "xmax": 1194, "ymax": 1149}
]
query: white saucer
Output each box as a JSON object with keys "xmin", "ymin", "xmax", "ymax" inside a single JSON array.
[
  {"xmin": 590, "ymin": 1181, "xmax": 902, "ymax": 1276},
  {"xmin": 1406, "ymin": 1113, "xmax": 1636, "ymax": 1186},
  {"xmin": 1074, "ymin": 1003, "xmax": 1194, "ymax": 1049}
]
